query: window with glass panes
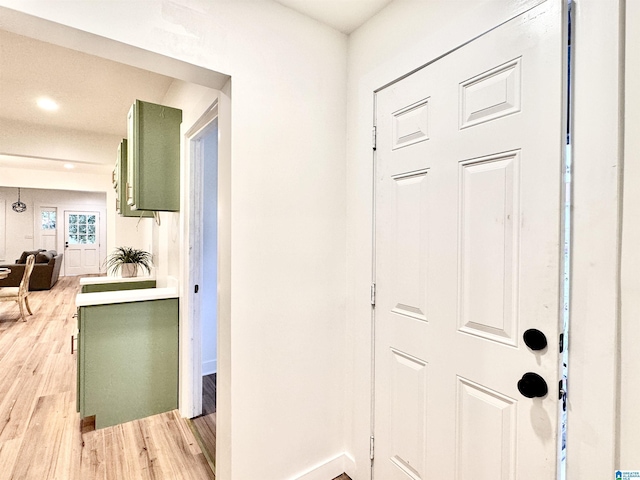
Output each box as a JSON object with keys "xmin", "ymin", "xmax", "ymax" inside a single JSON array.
[{"xmin": 67, "ymin": 214, "xmax": 97, "ymax": 244}]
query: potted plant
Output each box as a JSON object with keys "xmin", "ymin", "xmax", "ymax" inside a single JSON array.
[{"xmin": 105, "ymin": 247, "xmax": 153, "ymax": 278}]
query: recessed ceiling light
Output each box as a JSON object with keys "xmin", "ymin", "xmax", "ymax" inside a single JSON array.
[
  {"xmin": 37, "ymin": 97, "xmax": 59, "ymax": 111},
  {"xmin": 64, "ymin": 163, "xmax": 74, "ymax": 169}
]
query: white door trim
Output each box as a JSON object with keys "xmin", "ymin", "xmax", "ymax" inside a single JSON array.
[
  {"xmin": 567, "ymin": 0, "xmax": 623, "ymax": 477},
  {"xmin": 182, "ymin": 101, "xmax": 219, "ymax": 419}
]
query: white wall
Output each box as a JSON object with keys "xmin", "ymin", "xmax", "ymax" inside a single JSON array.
[
  {"xmin": 0, "ymin": 3, "xmax": 349, "ymax": 479},
  {"xmin": 346, "ymin": 0, "xmax": 623, "ymax": 478},
  {"xmin": 620, "ymin": 0, "xmax": 640, "ymax": 467},
  {"xmin": 0, "ymin": 199, "xmax": 5, "ymax": 261},
  {"xmin": 568, "ymin": 1, "xmax": 622, "ymax": 477},
  {"xmin": 0, "ymin": 117, "xmax": 121, "ymax": 164},
  {"xmin": 0, "ymin": 187, "xmax": 36, "ymax": 263},
  {"xmin": 113, "ymin": 214, "xmax": 153, "ymax": 262}
]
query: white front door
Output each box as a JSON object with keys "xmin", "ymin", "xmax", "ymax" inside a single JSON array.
[
  {"xmin": 64, "ymin": 211, "xmax": 100, "ymax": 276},
  {"xmin": 373, "ymin": 2, "xmax": 565, "ymax": 479}
]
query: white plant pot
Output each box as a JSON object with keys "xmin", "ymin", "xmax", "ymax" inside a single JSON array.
[{"xmin": 121, "ymin": 263, "xmax": 137, "ymax": 278}]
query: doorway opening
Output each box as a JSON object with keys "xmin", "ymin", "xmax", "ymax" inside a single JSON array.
[
  {"xmin": 186, "ymin": 105, "xmax": 219, "ymax": 470},
  {"xmin": 1, "ymin": 10, "xmax": 232, "ymax": 476}
]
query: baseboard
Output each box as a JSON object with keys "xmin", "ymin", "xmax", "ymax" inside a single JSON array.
[
  {"xmin": 202, "ymin": 359, "xmax": 217, "ymax": 376},
  {"xmin": 293, "ymin": 452, "xmax": 356, "ymax": 480}
]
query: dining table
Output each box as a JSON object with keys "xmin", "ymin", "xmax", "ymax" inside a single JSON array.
[{"xmin": 0, "ymin": 268, "xmax": 10, "ymax": 280}]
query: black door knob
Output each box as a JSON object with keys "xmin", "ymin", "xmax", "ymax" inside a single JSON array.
[
  {"xmin": 523, "ymin": 329, "xmax": 547, "ymax": 351},
  {"xmin": 517, "ymin": 372, "xmax": 548, "ymax": 398}
]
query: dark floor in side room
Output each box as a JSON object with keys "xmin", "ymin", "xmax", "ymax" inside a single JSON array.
[{"xmin": 191, "ymin": 373, "xmax": 217, "ymax": 470}]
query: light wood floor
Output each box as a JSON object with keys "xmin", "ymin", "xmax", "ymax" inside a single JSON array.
[{"xmin": 0, "ymin": 276, "xmax": 213, "ymax": 480}]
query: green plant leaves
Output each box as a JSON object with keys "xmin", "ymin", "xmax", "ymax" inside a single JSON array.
[{"xmin": 104, "ymin": 247, "xmax": 153, "ymax": 276}]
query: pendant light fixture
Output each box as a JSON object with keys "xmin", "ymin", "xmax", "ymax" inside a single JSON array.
[{"xmin": 12, "ymin": 188, "xmax": 27, "ymax": 213}]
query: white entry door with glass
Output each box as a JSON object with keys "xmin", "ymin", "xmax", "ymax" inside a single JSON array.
[
  {"xmin": 65, "ymin": 211, "xmax": 100, "ymax": 276},
  {"xmin": 373, "ymin": 2, "xmax": 566, "ymax": 479}
]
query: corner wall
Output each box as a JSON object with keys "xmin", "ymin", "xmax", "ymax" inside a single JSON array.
[{"xmin": 620, "ymin": 0, "xmax": 640, "ymax": 467}]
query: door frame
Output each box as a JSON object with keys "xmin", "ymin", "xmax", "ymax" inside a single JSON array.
[
  {"xmin": 180, "ymin": 92, "xmax": 231, "ymax": 476},
  {"xmin": 184, "ymin": 101, "xmax": 219, "ymax": 418}
]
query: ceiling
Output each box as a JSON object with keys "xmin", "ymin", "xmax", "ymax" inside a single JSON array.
[
  {"xmin": 274, "ymin": 0, "xmax": 394, "ymax": 33},
  {"xmin": 0, "ymin": 29, "xmax": 175, "ymax": 138},
  {"xmin": 0, "ymin": 1, "xmax": 391, "ymax": 166}
]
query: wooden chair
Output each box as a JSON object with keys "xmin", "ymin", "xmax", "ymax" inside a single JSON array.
[{"xmin": 0, "ymin": 254, "xmax": 35, "ymax": 321}]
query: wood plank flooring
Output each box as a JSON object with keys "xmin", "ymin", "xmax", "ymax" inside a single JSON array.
[{"xmin": 0, "ymin": 276, "xmax": 213, "ymax": 480}]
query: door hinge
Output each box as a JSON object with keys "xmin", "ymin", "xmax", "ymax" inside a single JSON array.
[
  {"xmin": 372, "ymin": 126, "xmax": 377, "ymax": 150},
  {"xmin": 559, "ymin": 333, "xmax": 564, "ymax": 353},
  {"xmin": 559, "ymin": 379, "xmax": 567, "ymax": 411},
  {"xmin": 370, "ymin": 435, "xmax": 375, "ymax": 460},
  {"xmin": 370, "ymin": 283, "xmax": 376, "ymax": 306}
]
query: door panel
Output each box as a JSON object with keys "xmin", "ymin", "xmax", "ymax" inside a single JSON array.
[
  {"xmin": 391, "ymin": 169, "xmax": 429, "ymax": 322},
  {"xmin": 374, "ymin": 3, "xmax": 565, "ymax": 479},
  {"xmin": 65, "ymin": 211, "xmax": 100, "ymax": 276},
  {"xmin": 456, "ymin": 377, "xmax": 517, "ymax": 479},
  {"xmin": 458, "ymin": 151, "xmax": 520, "ymax": 346},
  {"xmin": 388, "ymin": 348, "xmax": 428, "ymax": 480}
]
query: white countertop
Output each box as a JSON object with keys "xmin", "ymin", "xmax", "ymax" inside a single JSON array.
[
  {"xmin": 79, "ymin": 275, "xmax": 155, "ymax": 286},
  {"xmin": 76, "ymin": 287, "xmax": 178, "ymax": 307}
]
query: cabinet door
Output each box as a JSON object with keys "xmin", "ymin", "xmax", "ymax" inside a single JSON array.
[
  {"xmin": 80, "ymin": 298, "xmax": 179, "ymax": 429},
  {"xmin": 117, "ymin": 139, "xmax": 153, "ymax": 218},
  {"xmin": 126, "ymin": 105, "xmax": 136, "ymax": 207},
  {"xmin": 127, "ymin": 100, "xmax": 182, "ymax": 212},
  {"xmin": 112, "ymin": 159, "xmax": 119, "ymax": 214}
]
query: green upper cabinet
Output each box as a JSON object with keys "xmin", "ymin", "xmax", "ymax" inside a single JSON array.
[
  {"xmin": 115, "ymin": 139, "xmax": 153, "ymax": 218},
  {"xmin": 126, "ymin": 100, "xmax": 182, "ymax": 212}
]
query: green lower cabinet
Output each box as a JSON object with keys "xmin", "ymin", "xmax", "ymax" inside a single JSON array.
[
  {"xmin": 77, "ymin": 298, "xmax": 179, "ymax": 429},
  {"xmin": 80, "ymin": 280, "xmax": 156, "ymax": 293}
]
